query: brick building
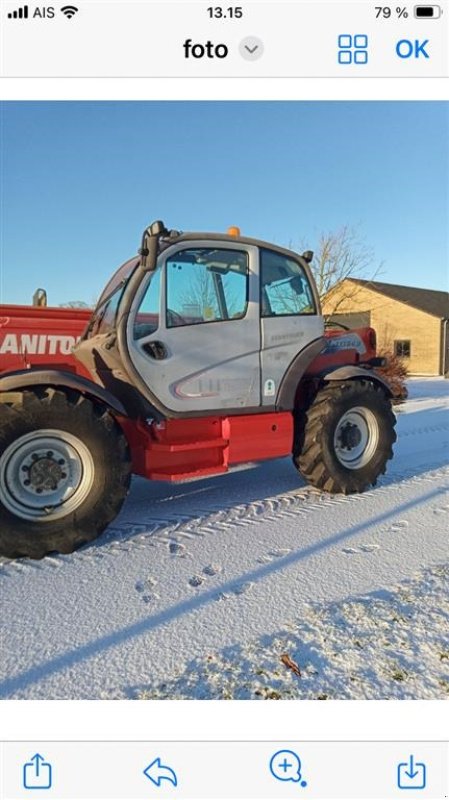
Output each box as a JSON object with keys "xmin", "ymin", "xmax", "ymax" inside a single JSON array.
[{"xmin": 322, "ymin": 279, "xmax": 449, "ymax": 376}]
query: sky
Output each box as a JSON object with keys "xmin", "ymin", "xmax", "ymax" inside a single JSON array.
[{"xmin": 0, "ymin": 101, "xmax": 448, "ymax": 306}]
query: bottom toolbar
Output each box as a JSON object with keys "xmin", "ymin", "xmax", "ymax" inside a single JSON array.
[{"xmin": 1, "ymin": 741, "xmax": 448, "ymax": 799}]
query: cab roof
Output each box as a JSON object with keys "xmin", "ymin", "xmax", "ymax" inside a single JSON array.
[{"xmin": 160, "ymin": 231, "xmax": 305, "ymax": 263}]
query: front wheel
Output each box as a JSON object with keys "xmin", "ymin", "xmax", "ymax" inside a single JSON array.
[
  {"xmin": 0, "ymin": 388, "xmax": 131, "ymax": 559},
  {"xmin": 293, "ymin": 380, "xmax": 396, "ymax": 494}
]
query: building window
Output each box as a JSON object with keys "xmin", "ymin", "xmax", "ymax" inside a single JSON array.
[{"xmin": 394, "ymin": 340, "xmax": 411, "ymax": 358}]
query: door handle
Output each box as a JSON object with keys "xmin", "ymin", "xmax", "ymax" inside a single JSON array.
[{"xmin": 143, "ymin": 341, "xmax": 168, "ymax": 360}]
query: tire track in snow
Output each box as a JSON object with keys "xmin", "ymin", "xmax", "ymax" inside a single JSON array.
[
  {"xmin": 1, "ymin": 462, "xmax": 447, "ymax": 578},
  {"xmin": 398, "ymin": 422, "xmax": 449, "ymax": 437}
]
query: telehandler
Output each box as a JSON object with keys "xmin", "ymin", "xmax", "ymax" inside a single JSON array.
[{"xmin": 0, "ymin": 222, "xmax": 396, "ymax": 558}]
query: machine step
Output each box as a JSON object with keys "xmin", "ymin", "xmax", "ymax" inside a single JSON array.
[
  {"xmin": 148, "ymin": 464, "xmax": 228, "ymax": 481},
  {"xmin": 149, "ymin": 437, "xmax": 228, "ymax": 454}
]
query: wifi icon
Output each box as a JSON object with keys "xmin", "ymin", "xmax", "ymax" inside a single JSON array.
[{"xmin": 61, "ymin": 5, "xmax": 78, "ymax": 18}]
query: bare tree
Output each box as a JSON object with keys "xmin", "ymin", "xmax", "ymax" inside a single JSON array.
[
  {"xmin": 177, "ymin": 269, "xmax": 218, "ymax": 319},
  {"xmin": 177, "ymin": 269, "xmax": 241, "ymax": 320},
  {"xmin": 295, "ymin": 225, "xmax": 383, "ymax": 317},
  {"xmin": 264, "ymin": 279, "xmax": 313, "ymax": 316},
  {"xmin": 59, "ymin": 301, "xmax": 93, "ymax": 309}
]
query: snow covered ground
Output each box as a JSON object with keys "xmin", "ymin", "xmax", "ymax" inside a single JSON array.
[{"xmin": 0, "ymin": 378, "xmax": 448, "ymax": 700}]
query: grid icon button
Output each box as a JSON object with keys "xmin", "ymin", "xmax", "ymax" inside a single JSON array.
[{"xmin": 337, "ymin": 34, "xmax": 369, "ymax": 65}]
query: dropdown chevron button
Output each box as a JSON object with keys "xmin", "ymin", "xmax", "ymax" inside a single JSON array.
[{"xmin": 239, "ymin": 36, "xmax": 264, "ymax": 60}]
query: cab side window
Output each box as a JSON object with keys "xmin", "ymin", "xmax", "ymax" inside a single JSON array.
[
  {"xmin": 166, "ymin": 248, "xmax": 248, "ymax": 327},
  {"xmin": 133, "ymin": 266, "xmax": 161, "ymax": 339},
  {"xmin": 260, "ymin": 248, "xmax": 316, "ymax": 317}
]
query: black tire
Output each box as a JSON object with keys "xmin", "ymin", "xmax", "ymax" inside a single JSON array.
[
  {"xmin": 293, "ymin": 379, "xmax": 396, "ymax": 494},
  {"xmin": 0, "ymin": 388, "xmax": 131, "ymax": 559}
]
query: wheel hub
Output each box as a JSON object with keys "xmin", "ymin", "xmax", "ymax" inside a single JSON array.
[
  {"xmin": 0, "ymin": 430, "xmax": 95, "ymax": 522},
  {"xmin": 25, "ymin": 455, "xmax": 67, "ymax": 494},
  {"xmin": 333, "ymin": 406, "xmax": 380, "ymax": 470},
  {"xmin": 338, "ymin": 421, "xmax": 362, "ymax": 451}
]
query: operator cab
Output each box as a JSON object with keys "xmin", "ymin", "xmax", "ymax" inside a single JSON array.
[{"xmin": 76, "ymin": 222, "xmax": 324, "ymax": 418}]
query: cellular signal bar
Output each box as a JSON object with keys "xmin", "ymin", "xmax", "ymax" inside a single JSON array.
[{"xmin": 7, "ymin": 5, "xmax": 28, "ymax": 18}]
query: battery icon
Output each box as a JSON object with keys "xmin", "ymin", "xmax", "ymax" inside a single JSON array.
[{"xmin": 414, "ymin": 5, "xmax": 442, "ymax": 17}]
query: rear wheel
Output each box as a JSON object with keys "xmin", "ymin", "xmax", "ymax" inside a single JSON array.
[
  {"xmin": 0, "ymin": 388, "xmax": 131, "ymax": 559},
  {"xmin": 293, "ymin": 380, "xmax": 396, "ymax": 494}
]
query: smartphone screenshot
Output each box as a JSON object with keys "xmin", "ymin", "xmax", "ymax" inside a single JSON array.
[{"xmin": 0, "ymin": 1, "xmax": 448, "ymax": 799}]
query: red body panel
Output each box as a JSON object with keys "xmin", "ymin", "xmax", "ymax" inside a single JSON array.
[
  {"xmin": 0, "ymin": 303, "xmax": 379, "ymax": 482},
  {"xmin": 0, "ymin": 305, "xmax": 91, "ymax": 375},
  {"xmin": 121, "ymin": 412, "xmax": 294, "ymax": 481}
]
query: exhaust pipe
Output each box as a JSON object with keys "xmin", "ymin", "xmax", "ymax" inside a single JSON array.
[{"xmin": 32, "ymin": 288, "xmax": 47, "ymax": 307}]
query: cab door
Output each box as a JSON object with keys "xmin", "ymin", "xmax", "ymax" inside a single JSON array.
[
  {"xmin": 127, "ymin": 241, "xmax": 261, "ymax": 415},
  {"xmin": 259, "ymin": 247, "xmax": 324, "ymax": 405}
]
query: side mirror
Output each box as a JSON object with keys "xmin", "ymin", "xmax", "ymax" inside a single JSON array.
[
  {"xmin": 302, "ymin": 250, "xmax": 314, "ymax": 263},
  {"xmin": 139, "ymin": 220, "xmax": 167, "ymax": 271}
]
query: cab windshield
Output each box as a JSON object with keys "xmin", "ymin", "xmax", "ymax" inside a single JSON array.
[{"xmin": 84, "ymin": 257, "xmax": 139, "ymax": 338}]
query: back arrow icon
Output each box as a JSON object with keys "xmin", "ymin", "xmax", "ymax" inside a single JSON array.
[{"xmin": 143, "ymin": 757, "xmax": 178, "ymax": 787}]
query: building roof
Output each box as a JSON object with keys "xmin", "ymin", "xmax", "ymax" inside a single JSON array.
[{"xmin": 348, "ymin": 279, "xmax": 449, "ymax": 319}]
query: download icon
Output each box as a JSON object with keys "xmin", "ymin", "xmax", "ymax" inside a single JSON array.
[{"xmin": 397, "ymin": 755, "xmax": 426, "ymax": 790}]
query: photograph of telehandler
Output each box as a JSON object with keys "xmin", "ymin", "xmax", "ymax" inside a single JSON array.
[{"xmin": 0, "ymin": 221, "xmax": 396, "ymax": 559}]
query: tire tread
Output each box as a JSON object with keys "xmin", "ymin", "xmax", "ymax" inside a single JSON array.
[
  {"xmin": 293, "ymin": 380, "xmax": 396, "ymax": 494},
  {"xmin": 0, "ymin": 388, "xmax": 131, "ymax": 558}
]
